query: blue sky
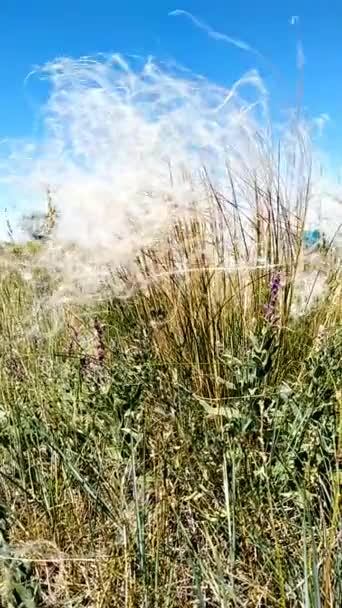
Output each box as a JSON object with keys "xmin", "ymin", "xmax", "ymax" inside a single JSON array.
[
  {"xmin": 0, "ymin": 1, "xmax": 342, "ymax": 187},
  {"xmin": 0, "ymin": 0, "xmax": 341, "ymax": 237}
]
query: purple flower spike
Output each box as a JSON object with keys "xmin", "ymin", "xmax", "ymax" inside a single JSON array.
[{"xmin": 264, "ymin": 272, "xmax": 282, "ymax": 324}]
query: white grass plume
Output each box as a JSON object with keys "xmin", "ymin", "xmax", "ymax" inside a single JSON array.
[{"xmin": 1, "ymin": 54, "xmax": 340, "ymax": 306}]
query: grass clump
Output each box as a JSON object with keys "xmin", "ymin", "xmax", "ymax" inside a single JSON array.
[{"xmin": 0, "ymin": 174, "xmax": 341, "ymax": 608}]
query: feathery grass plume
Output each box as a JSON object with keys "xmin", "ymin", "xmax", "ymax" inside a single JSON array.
[{"xmin": 2, "ymin": 54, "xmax": 339, "ymax": 308}]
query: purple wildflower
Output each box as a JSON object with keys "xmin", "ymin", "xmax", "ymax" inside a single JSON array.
[
  {"xmin": 264, "ymin": 272, "xmax": 281, "ymax": 324},
  {"xmin": 270, "ymin": 273, "xmax": 281, "ymax": 297}
]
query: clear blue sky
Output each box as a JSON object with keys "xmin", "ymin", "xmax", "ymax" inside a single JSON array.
[{"xmin": 0, "ymin": 1, "xmax": 342, "ymax": 152}]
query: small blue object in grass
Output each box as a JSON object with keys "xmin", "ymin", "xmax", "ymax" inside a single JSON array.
[{"xmin": 303, "ymin": 229, "xmax": 321, "ymax": 248}]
